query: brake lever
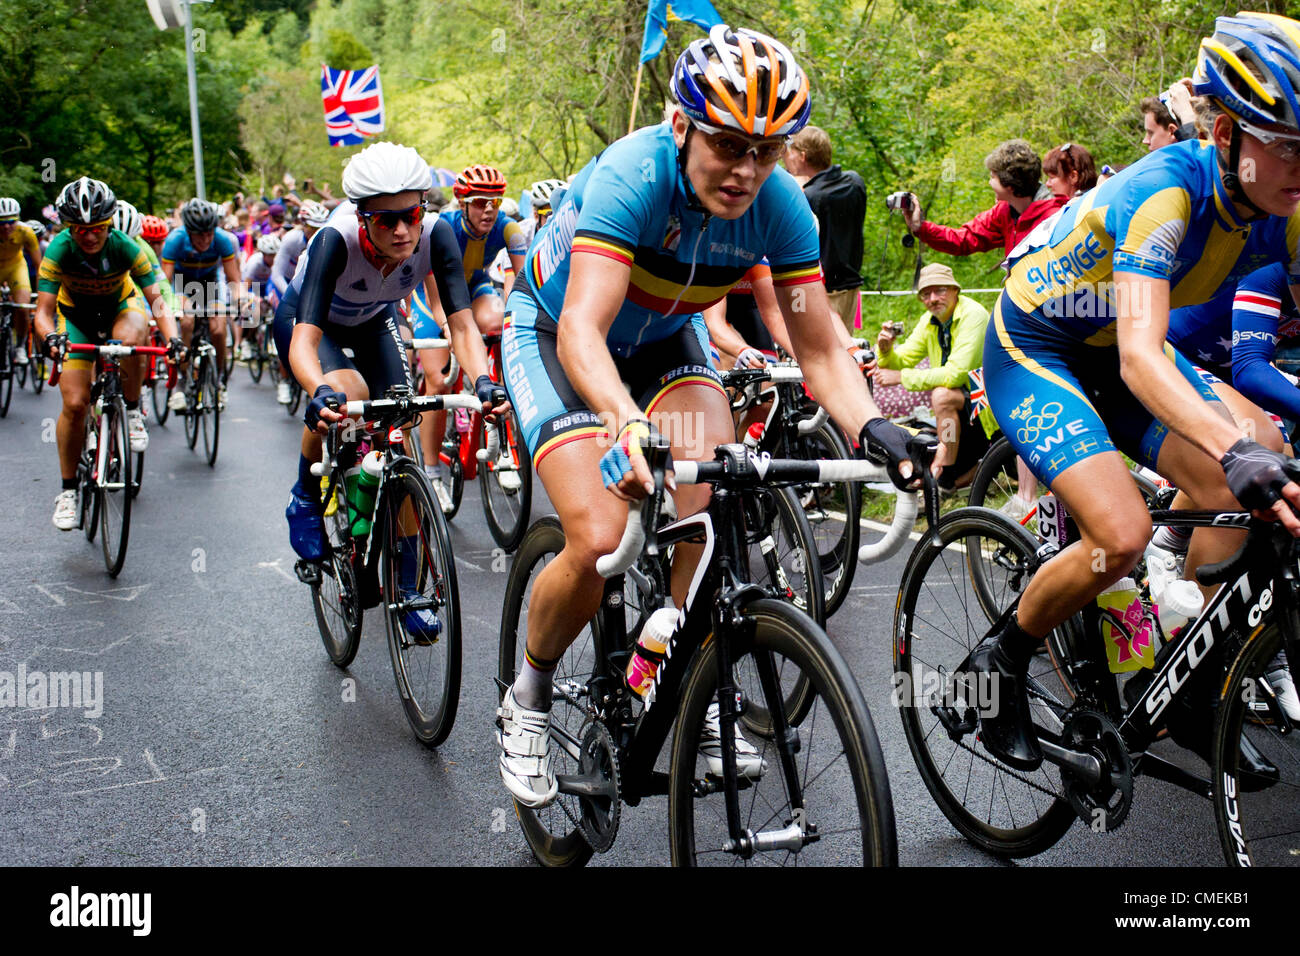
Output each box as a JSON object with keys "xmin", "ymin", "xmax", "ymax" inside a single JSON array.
[{"xmin": 642, "ymin": 435, "xmax": 672, "ymax": 558}]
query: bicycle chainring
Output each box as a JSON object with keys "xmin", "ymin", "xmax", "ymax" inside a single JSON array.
[
  {"xmin": 577, "ymin": 720, "xmax": 621, "ymax": 853},
  {"xmin": 1059, "ymin": 707, "xmax": 1133, "ymax": 833}
]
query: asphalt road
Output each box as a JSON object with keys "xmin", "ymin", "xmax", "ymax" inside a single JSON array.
[{"xmin": 0, "ymin": 366, "xmax": 1226, "ymax": 866}]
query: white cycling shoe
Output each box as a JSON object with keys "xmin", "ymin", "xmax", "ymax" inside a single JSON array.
[
  {"xmin": 276, "ymin": 381, "xmax": 292, "ymax": 405},
  {"xmin": 701, "ymin": 701, "xmax": 767, "ymax": 780},
  {"xmin": 128, "ymin": 409, "xmax": 149, "ymax": 452},
  {"xmin": 497, "ymin": 685, "xmax": 558, "ymax": 808},
  {"xmin": 1266, "ymin": 652, "xmax": 1300, "ymax": 722},
  {"xmin": 168, "ymin": 390, "xmax": 188, "ymax": 412},
  {"xmin": 496, "ymin": 467, "xmax": 522, "ymax": 493},
  {"xmin": 431, "ymin": 478, "xmax": 455, "ymax": 515},
  {"xmin": 52, "ymin": 490, "xmax": 78, "ymax": 531}
]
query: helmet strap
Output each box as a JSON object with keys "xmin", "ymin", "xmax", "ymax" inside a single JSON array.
[
  {"xmin": 676, "ymin": 125, "xmax": 710, "ymax": 214},
  {"xmin": 1220, "ymin": 123, "xmax": 1269, "ymax": 221}
]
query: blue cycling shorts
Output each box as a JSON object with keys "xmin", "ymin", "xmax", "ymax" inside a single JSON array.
[
  {"xmin": 502, "ymin": 284, "xmax": 724, "ymax": 467},
  {"xmin": 984, "ymin": 292, "xmax": 1222, "ymax": 487}
]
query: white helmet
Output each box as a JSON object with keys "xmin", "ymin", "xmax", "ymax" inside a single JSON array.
[
  {"xmin": 113, "ymin": 200, "xmax": 143, "ymax": 238},
  {"xmin": 257, "ymin": 234, "xmax": 282, "ymax": 255},
  {"xmin": 299, "ymin": 200, "xmax": 330, "ymax": 226},
  {"xmin": 530, "ymin": 179, "xmax": 565, "ymax": 208},
  {"xmin": 341, "ymin": 142, "xmax": 432, "ymax": 201},
  {"xmin": 0, "ymin": 197, "xmax": 19, "ymax": 221},
  {"xmin": 500, "ymin": 197, "xmax": 520, "ymax": 220}
]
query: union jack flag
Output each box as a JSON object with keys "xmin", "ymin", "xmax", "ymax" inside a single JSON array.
[
  {"xmin": 967, "ymin": 366, "xmax": 989, "ymax": 424},
  {"xmin": 321, "ymin": 64, "xmax": 385, "ymax": 146}
]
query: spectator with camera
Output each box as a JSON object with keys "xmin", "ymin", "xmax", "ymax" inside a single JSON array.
[
  {"xmin": 892, "ymin": 139, "xmax": 1065, "ymax": 263},
  {"xmin": 873, "ymin": 263, "xmax": 992, "ymax": 489},
  {"xmin": 783, "ymin": 125, "xmax": 866, "ymax": 332}
]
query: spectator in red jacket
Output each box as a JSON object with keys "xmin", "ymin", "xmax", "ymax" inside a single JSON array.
[{"xmin": 894, "ymin": 140, "xmax": 1066, "ymax": 261}]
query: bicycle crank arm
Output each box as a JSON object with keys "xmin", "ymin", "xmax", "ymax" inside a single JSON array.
[
  {"xmin": 1038, "ymin": 737, "xmax": 1103, "ymax": 786},
  {"xmin": 555, "ymin": 771, "xmax": 617, "ymax": 800}
]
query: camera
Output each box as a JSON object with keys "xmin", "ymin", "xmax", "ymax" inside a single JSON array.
[{"xmin": 885, "ymin": 191, "xmax": 913, "ymax": 212}]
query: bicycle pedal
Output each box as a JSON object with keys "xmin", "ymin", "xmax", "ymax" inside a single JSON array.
[
  {"xmin": 293, "ymin": 560, "xmax": 322, "ymax": 586},
  {"xmin": 935, "ymin": 704, "xmax": 977, "ymax": 740}
]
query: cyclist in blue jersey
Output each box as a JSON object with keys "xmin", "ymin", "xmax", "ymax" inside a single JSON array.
[
  {"xmin": 162, "ymin": 198, "xmax": 245, "ymax": 405},
  {"xmin": 269, "ymin": 202, "xmax": 331, "ymax": 404},
  {"xmin": 494, "ymin": 25, "xmax": 924, "ymax": 808},
  {"xmin": 442, "ymin": 165, "xmax": 528, "ymax": 335},
  {"xmin": 974, "ymin": 13, "xmax": 1300, "ymax": 774},
  {"xmin": 1169, "ymin": 262, "xmax": 1300, "ymax": 428}
]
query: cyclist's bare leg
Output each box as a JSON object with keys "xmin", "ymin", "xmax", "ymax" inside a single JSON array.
[
  {"xmin": 1211, "ymin": 378, "xmax": 1286, "ymax": 454},
  {"xmin": 471, "ymin": 294, "xmax": 504, "ymax": 336},
  {"xmin": 56, "ymin": 366, "xmax": 93, "ymax": 480},
  {"xmin": 1014, "ymin": 451, "xmax": 1154, "ymax": 638},
  {"xmin": 647, "ymin": 384, "xmax": 735, "ymax": 605},
  {"xmin": 13, "ymin": 288, "xmax": 30, "ymax": 346}
]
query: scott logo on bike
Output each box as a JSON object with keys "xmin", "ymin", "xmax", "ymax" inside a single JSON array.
[{"xmin": 1143, "ymin": 573, "xmax": 1271, "ymax": 722}]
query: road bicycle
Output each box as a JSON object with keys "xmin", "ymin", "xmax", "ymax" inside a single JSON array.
[
  {"xmin": 497, "ymin": 435, "xmax": 926, "ymax": 866},
  {"xmin": 894, "ymin": 466, "xmax": 1300, "ymax": 866},
  {"xmin": 175, "ymin": 305, "xmax": 224, "ymax": 467},
  {"xmin": 297, "ymin": 385, "xmax": 482, "ymax": 747},
  {"xmin": 0, "ymin": 287, "xmax": 35, "ymax": 417},
  {"xmin": 49, "ymin": 340, "xmax": 171, "ymax": 577}
]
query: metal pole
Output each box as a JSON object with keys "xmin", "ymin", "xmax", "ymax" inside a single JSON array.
[{"xmin": 182, "ymin": 0, "xmax": 206, "ymax": 199}]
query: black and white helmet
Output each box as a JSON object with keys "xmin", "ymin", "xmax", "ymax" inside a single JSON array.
[
  {"xmin": 0, "ymin": 197, "xmax": 19, "ymax": 221},
  {"xmin": 113, "ymin": 200, "xmax": 143, "ymax": 238},
  {"xmin": 24, "ymin": 219, "xmax": 46, "ymax": 239},
  {"xmin": 529, "ymin": 179, "xmax": 565, "ymax": 209},
  {"xmin": 257, "ymin": 234, "xmax": 282, "ymax": 255},
  {"xmin": 341, "ymin": 142, "xmax": 432, "ymax": 201},
  {"xmin": 181, "ymin": 198, "xmax": 221, "ymax": 232},
  {"xmin": 56, "ymin": 177, "xmax": 117, "ymax": 225},
  {"xmin": 298, "ymin": 200, "xmax": 331, "ymax": 226}
]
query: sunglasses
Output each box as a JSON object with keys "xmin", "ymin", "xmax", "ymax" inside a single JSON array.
[
  {"xmin": 703, "ymin": 130, "xmax": 788, "ymax": 165},
  {"xmin": 466, "ymin": 197, "xmax": 502, "ymax": 210},
  {"xmin": 70, "ymin": 222, "xmax": 111, "ymax": 237},
  {"xmin": 1239, "ymin": 119, "xmax": 1300, "ymax": 163},
  {"xmin": 359, "ymin": 204, "xmax": 424, "ymax": 230}
]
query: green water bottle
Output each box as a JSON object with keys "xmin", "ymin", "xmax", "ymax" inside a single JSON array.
[{"xmin": 345, "ymin": 450, "xmax": 383, "ymax": 537}]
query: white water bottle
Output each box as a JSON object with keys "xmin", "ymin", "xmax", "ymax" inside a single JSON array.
[{"xmin": 1156, "ymin": 579, "xmax": 1203, "ymax": 641}]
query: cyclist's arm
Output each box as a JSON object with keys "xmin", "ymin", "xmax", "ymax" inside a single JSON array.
[
  {"xmin": 161, "ymin": 261, "xmax": 175, "ymax": 284},
  {"xmin": 288, "ymin": 229, "xmax": 350, "ymax": 395},
  {"xmin": 32, "ymin": 290, "xmax": 58, "ymax": 340},
  {"xmin": 701, "ymin": 299, "xmax": 755, "ymax": 365},
  {"xmin": 140, "ymin": 283, "xmax": 179, "ymax": 341},
  {"xmin": 775, "ymin": 280, "xmax": 890, "ymax": 445},
  {"xmin": 751, "ymin": 271, "xmax": 794, "ymax": 356},
  {"xmin": 23, "ymin": 230, "xmax": 41, "ymax": 269},
  {"xmin": 1115, "ymin": 271, "xmax": 1242, "ymax": 459},
  {"xmin": 222, "ymin": 257, "xmax": 246, "ymax": 307},
  {"xmin": 503, "ymin": 252, "xmax": 523, "ymax": 300},
  {"xmin": 418, "ymin": 274, "xmax": 451, "ymax": 332},
  {"xmin": 1229, "ymin": 279, "xmax": 1300, "ymax": 422}
]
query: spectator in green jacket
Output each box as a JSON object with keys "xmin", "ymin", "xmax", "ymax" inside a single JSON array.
[{"xmin": 875, "ymin": 263, "xmax": 991, "ymax": 488}]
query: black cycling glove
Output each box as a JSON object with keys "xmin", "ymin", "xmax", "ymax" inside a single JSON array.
[
  {"xmin": 167, "ymin": 337, "xmax": 186, "ymax": 363},
  {"xmin": 860, "ymin": 417, "xmax": 924, "ymax": 489},
  {"xmin": 475, "ymin": 374, "xmax": 508, "ymax": 409},
  {"xmin": 1221, "ymin": 437, "xmax": 1295, "ymax": 511},
  {"xmin": 44, "ymin": 332, "xmax": 67, "ymax": 359},
  {"xmin": 305, "ymin": 384, "xmax": 345, "ymax": 431}
]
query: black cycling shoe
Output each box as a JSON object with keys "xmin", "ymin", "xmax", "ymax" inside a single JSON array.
[{"xmin": 968, "ymin": 641, "xmax": 1044, "ymax": 771}]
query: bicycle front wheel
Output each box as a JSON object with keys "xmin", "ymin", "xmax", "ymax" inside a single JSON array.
[
  {"xmin": 184, "ymin": 363, "xmax": 200, "ymax": 449},
  {"xmin": 1212, "ymin": 622, "xmax": 1300, "ymax": 866},
  {"xmin": 30, "ymin": 338, "xmax": 46, "ymax": 395},
  {"xmin": 498, "ymin": 516, "xmax": 599, "ymax": 868},
  {"xmin": 99, "ymin": 398, "xmax": 133, "ymax": 577},
  {"xmin": 794, "ymin": 418, "xmax": 860, "ymax": 618},
  {"xmin": 0, "ymin": 335, "xmax": 12, "ymax": 418},
  {"xmin": 200, "ymin": 359, "xmax": 220, "ymax": 466},
  {"xmin": 895, "ymin": 506, "xmax": 1077, "ymax": 857},
  {"xmin": 479, "ymin": 408, "xmax": 533, "ymax": 553},
  {"xmin": 248, "ymin": 327, "xmax": 265, "ymax": 383},
  {"xmin": 669, "ymin": 598, "xmax": 896, "ymax": 866},
  {"xmin": 380, "ymin": 465, "xmax": 461, "ymax": 747}
]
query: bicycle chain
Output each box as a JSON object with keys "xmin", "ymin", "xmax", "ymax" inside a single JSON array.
[{"xmin": 947, "ymin": 735, "xmax": 1062, "ymax": 800}]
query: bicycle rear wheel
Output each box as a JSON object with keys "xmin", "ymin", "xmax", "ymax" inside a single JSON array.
[
  {"xmin": 30, "ymin": 336, "xmax": 45, "ymax": 395},
  {"xmin": 79, "ymin": 418, "xmax": 99, "ymax": 540},
  {"xmin": 1212, "ymin": 622, "xmax": 1300, "ymax": 866},
  {"xmin": 99, "ymin": 397, "xmax": 133, "ymax": 577},
  {"xmin": 200, "ymin": 359, "xmax": 220, "ymax": 466},
  {"xmin": 184, "ymin": 363, "xmax": 200, "ymax": 449},
  {"xmin": 380, "ymin": 465, "xmax": 461, "ymax": 747},
  {"xmin": 669, "ymin": 598, "xmax": 897, "ymax": 866},
  {"xmin": 313, "ymin": 479, "xmax": 363, "ymax": 668},
  {"xmin": 498, "ymin": 516, "xmax": 599, "ymax": 867},
  {"xmin": 479, "ymin": 408, "xmax": 533, "ymax": 553},
  {"xmin": 895, "ymin": 507, "xmax": 1076, "ymax": 857},
  {"xmin": 248, "ymin": 325, "xmax": 265, "ymax": 383}
]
